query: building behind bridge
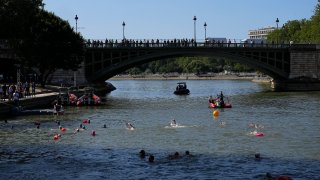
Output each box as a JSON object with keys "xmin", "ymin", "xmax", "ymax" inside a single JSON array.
[{"xmin": 248, "ymin": 26, "xmax": 276, "ymax": 40}]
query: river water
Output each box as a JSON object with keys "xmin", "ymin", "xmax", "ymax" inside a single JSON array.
[{"xmin": 1, "ymin": 80, "xmax": 320, "ymax": 179}]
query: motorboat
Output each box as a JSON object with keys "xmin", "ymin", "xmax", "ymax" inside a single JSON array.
[{"xmin": 174, "ymin": 82, "xmax": 190, "ymax": 95}]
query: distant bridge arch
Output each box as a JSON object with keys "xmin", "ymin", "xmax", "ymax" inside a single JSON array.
[{"xmin": 85, "ymin": 42, "xmax": 292, "ymax": 83}]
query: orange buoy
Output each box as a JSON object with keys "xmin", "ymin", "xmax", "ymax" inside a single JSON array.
[{"xmin": 213, "ymin": 110, "xmax": 219, "ymax": 117}]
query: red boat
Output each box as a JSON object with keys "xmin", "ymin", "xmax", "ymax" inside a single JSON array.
[
  {"xmin": 208, "ymin": 92, "xmax": 232, "ymax": 108},
  {"xmin": 209, "ymin": 101, "xmax": 232, "ymax": 108}
]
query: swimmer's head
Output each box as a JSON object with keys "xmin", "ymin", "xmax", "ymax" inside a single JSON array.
[
  {"xmin": 255, "ymin": 153, "xmax": 261, "ymax": 159},
  {"xmin": 148, "ymin": 155, "xmax": 154, "ymax": 162}
]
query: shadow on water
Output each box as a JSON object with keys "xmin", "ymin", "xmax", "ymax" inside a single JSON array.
[{"xmin": 0, "ymin": 144, "xmax": 319, "ymax": 180}]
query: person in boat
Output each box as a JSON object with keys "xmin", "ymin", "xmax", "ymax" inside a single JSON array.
[
  {"xmin": 217, "ymin": 91, "xmax": 224, "ymax": 101},
  {"xmin": 208, "ymin": 95, "xmax": 214, "ymax": 103},
  {"xmin": 183, "ymin": 83, "xmax": 187, "ymax": 89},
  {"xmin": 216, "ymin": 91, "xmax": 225, "ymax": 107}
]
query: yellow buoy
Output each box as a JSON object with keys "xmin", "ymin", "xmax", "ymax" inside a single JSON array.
[{"xmin": 213, "ymin": 110, "xmax": 219, "ymax": 117}]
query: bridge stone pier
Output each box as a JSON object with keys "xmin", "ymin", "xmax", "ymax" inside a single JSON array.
[{"xmin": 271, "ymin": 44, "xmax": 320, "ymax": 91}]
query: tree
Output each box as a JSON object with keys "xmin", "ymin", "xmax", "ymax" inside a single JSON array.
[
  {"xmin": 268, "ymin": 1, "xmax": 320, "ymax": 43},
  {"xmin": 0, "ymin": 0, "xmax": 43, "ymax": 39},
  {"xmin": 0, "ymin": 0, "xmax": 85, "ymax": 87},
  {"xmin": 21, "ymin": 11, "xmax": 85, "ymax": 87}
]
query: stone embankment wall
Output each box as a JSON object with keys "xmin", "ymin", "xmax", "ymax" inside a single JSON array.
[{"xmin": 47, "ymin": 62, "xmax": 87, "ymax": 86}]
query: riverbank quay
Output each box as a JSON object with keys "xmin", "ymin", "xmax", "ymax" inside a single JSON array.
[{"xmin": 0, "ymin": 91, "xmax": 59, "ymax": 116}]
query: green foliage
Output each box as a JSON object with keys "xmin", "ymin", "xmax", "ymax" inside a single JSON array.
[
  {"xmin": 268, "ymin": 1, "xmax": 320, "ymax": 43},
  {"xmin": 0, "ymin": 0, "xmax": 43, "ymax": 39},
  {"xmin": 0, "ymin": 0, "xmax": 85, "ymax": 86},
  {"xmin": 127, "ymin": 56, "xmax": 254, "ymax": 75}
]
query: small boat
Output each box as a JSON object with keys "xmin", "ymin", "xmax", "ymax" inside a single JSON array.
[
  {"xmin": 76, "ymin": 93, "xmax": 101, "ymax": 106},
  {"xmin": 76, "ymin": 87, "xmax": 102, "ymax": 106},
  {"xmin": 208, "ymin": 92, "xmax": 232, "ymax": 108},
  {"xmin": 174, "ymin": 82, "xmax": 190, "ymax": 95}
]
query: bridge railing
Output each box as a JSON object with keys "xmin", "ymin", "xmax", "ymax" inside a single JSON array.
[{"xmin": 85, "ymin": 39, "xmax": 294, "ymax": 49}]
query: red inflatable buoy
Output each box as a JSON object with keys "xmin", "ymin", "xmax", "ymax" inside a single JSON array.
[{"xmin": 255, "ymin": 133, "xmax": 264, "ymax": 137}]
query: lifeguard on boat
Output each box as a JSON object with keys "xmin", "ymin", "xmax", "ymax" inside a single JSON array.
[{"xmin": 208, "ymin": 91, "xmax": 232, "ymax": 108}]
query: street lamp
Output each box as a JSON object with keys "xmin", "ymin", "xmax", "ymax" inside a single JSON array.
[
  {"xmin": 276, "ymin": 18, "xmax": 279, "ymax": 45},
  {"xmin": 74, "ymin": 15, "xmax": 79, "ymax": 87},
  {"xmin": 122, "ymin": 21, "xmax": 126, "ymax": 39},
  {"xmin": 75, "ymin": 15, "xmax": 78, "ymax": 33},
  {"xmin": 276, "ymin": 17, "xmax": 279, "ymax": 29},
  {"xmin": 193, "ymin": 16, "xmax": 197, "ymax": 44},
  {"xmin": 204, "ymin": 22, "xmax": 207, "ymax": 41}
]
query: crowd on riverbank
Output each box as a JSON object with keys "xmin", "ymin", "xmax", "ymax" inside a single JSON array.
[{"xmin": 0, "ymin": 82, "xmax": 36, "ymax": 103}]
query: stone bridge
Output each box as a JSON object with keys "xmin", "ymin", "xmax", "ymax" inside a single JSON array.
[{"xmin": 83, "ymin": 40, "xmax": 320, "ymax": 91}]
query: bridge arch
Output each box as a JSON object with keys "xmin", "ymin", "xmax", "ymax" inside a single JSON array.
[{"xmin": 85, "ymin": 46, "xmax": 290, "ymax": 83}]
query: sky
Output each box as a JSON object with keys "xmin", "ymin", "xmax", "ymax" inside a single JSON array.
[{"xmin": 43, "ymin": 0, "xmax": 317, "ymax": 41}]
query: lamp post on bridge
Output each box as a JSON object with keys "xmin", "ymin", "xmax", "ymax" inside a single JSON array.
[
  {"xmin": 122, "ymin": 21, "xmax": 126, "ymax": 40},
  {"xmin": 204, "ymin": 22, "xmax": 207, "ymax": 41},
  {"xmin": 276, "ymin": 18, "xmax": 279, "ymax": 45},
  {"xmin": 193, "ymin": 16, "xmax": 197, "ymax": 45},
  {"xmin": 75, "ymin": 15, "xmax": 78, "ymax": 33},
  {"xmin": 74, "ymin": 15, "xmax": 79, "ymax": 87}
]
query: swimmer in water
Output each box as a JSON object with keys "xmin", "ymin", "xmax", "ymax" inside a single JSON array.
[
  {"xmin": 255, "ymin": 153, "xmax": 261, "ymax": 160},
  {"xmin": 73, "ymin": 128, "xmax": 80, "ymax": 134},
  {"xmin": 168, "ymin": 152, "xmax": 181, "ymax": 160},
  {"xmin": 148, "ymin": 155, "xmax": 155, "ymax": 163},
  {"xmin": 248, "ymin": 122, "xmax": 256, "ymax": 128},
  {"xmin": 139, "ymin": 149, "xmax": 146, "ymax": 158},
  {"xmin": 220, "ymin": 121, "xmax": 226, "ymax": 126},
  {"xmin": 126, "ymin": 122, "xmax": 135, "ymax": 130},
  {"xmin": 170, "ymin": 119, "xmax": 177, "ymax": 127}
]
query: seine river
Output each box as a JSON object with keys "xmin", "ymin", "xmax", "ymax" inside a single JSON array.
[{"xmin": 1, "ymin": 80, "xmax": 320, "ymax": 179}]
